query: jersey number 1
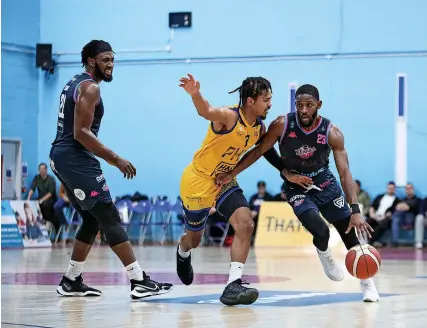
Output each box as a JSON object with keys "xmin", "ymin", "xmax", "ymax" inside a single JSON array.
[{"xmin": 244, "ymin": 135, "xmax": 250, "ymax": 147}]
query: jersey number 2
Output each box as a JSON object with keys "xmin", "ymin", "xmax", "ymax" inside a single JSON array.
[{"xmin": 58, "ymin": 93, "xmax": 66, "ymax": 119}]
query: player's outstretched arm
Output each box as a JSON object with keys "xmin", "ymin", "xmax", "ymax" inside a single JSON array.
[
  {"xmin": 329, "ymin": 125, "xmax": 373, "ymax": 237},
  {"xmin": 74, "ymin": 82, "xmax": 136, "ymax": 179},
  {"xmin": 179, "ymin": 73, "xmax": 237, "ymax": 128},
  {"xmin": 263, "ymin": 146, "xmax": 285, "ymax": 172},
  {"xmin": 328, "ymin": 126, "xmax": 358, "ymax": 205},
  {"xmin": 216, "ymin": 116, "xmax": 284, "ymax": 186},
  {"xmin": 256, "ymin": 123, "xmax": 285, "ymax": 172}
]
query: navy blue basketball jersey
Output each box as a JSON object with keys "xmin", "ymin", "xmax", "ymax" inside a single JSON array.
[
  {"xmin": 52, "ymin": 72, "xmax": 104, "ymax": 149},
  {"xmin": 278, "ymin": 112, "xmax": 332, "ymax": 175}
]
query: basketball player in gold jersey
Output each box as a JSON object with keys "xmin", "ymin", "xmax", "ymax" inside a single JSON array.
[{"xmin": 176, "ymin": 74, "xmax": 280, "ymax": 306}]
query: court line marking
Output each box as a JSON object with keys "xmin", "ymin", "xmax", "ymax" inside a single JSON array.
[{"xmin": 1, "ymin": 323, "xmax": 55, "ymax": 328}]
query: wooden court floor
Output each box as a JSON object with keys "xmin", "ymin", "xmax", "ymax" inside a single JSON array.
[{"xmin": 2, "ymin": 245, "xmax": 427, "ymax": 328}]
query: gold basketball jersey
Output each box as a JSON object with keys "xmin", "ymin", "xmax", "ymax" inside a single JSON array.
[{"xmin": 190, "ymin": 105, "xmax": 264, "ymax": 177}]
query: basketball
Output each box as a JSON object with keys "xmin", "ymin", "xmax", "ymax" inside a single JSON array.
[{"xmin": 345, "ymin": 244, "xmax": 381, "ymax": 279}]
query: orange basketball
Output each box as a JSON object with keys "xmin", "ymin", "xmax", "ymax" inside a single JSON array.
[{"xmin": 345, "ymin": 244, "xmax": 381, "ymax": 279}]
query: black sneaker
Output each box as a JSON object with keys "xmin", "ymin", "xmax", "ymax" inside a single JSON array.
[
  {"xmin": 176, "ymin": 245, "xmax": 194, "ymax": 285},
  {"xmin": 219, "ymin": 279, "xmax": 259, "ymax": 306},
  {"xmin": 56, "ymin": 275, "xmax": 102, "ymax": 297},
  {"xmin": 130, "ymin": 271, "xmax": 174, "ymax": 299}
]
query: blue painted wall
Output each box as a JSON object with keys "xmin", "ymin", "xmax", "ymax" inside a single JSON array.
[
  {"xmin": 16, "ymin": 0, "xmax": 427, "ymax": 199},
  {"xmin": 1, "ymin": 0, "xmax": 41, "ymax": 181}
]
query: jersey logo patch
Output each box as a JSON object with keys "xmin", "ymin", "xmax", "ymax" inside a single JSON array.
[
  {"xmin": 333, "ymin": 196, "xmax": 345, "ymax": 208},
  {"xmin": 295, "ymin": 145, "xmax": 316, "ymax": 159},
  {"xmin": 288, "ymin": 132, "xmax": 297, "ymax": 138}
]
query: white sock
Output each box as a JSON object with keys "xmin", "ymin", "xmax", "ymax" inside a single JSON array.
[
  {"xmin": 227, "ymin": 262, "xmax": 244, "ymax": 285},
  {"xmin": 65, "ymin": 260, "xmax": 84, "ymax": 281},
  {"xmin": 178, "ymin": 244, "xmax": 191, "ymax": 258},
  {"xmin": 317, "ymin": 247, "xmax": 330, "ymax": 255},
  {"xmin": 125, "ymin": 261, "xmax": 144, "ymax": 281}
]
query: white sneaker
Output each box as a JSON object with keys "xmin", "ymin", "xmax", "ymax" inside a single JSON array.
[
  {"xmin": 316, "ymin": 248, "xmax": 344, "ymax": 281},
  {"xmin": 360, "ymin": 278, "xmax": 380, "ymax": 302},
  {"xmin": 415, "ymin": 242, "xmax": 423, "ymax": 249}
]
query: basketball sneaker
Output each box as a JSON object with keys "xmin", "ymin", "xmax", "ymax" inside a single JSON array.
[
  {"xmin": 219, "ymin": 279, "xmax": 259, "ymax": 306},
  {"xmin": 130, "ymin": 271, "xmax": 174, "ymax": 299},
  {"xmin": 56, "ymin": 274, "xmax": 102, "ymax": 297},
  {"xmin": 317, "ymin": 247, "xmax": 344, "ymax": 281},
  {"xmin": 176, "ymin": 245, "xmax": 194, "ymax": 285},
  {"xmin": 360, "ymin": 278, "xmax": 380, "ymax": 302}
]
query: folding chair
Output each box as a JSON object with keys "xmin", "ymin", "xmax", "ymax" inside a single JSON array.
[
  {"xmin": 206, "ymin": 217, "xmax": 230, "ymax": 247},
  {"xmin": 132, "ymin": 200, "xmax": 153, "ymax": 245},
  {"xmin": 65, "ymin": 209, "xmax": 82, "ymax": 241},
  {"xmin": 170, "ymin": 198, "xmax": 184, "ymax": 242},
  {"xmin": 53, "ymin": 206, "xmax": 76, "ymax": 243},
  {"xmin": 152, "ymin": 199, "xmax": 173, "ymax": 245},
  {"xmin": 115, "ymin": 199, "xmax": 134, "ymax": 225}
]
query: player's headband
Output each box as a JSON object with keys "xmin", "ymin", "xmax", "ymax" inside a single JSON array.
[{"xmin": 93, "ymin": 41, "xmax": 113, "ymax": 56}]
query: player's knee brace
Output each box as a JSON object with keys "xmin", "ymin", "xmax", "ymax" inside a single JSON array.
[
  {"xmin": 89, "ymin": 202, "xmax": 129, "ymax": 247},
  {"xmin": 299, "ymin": 210, "xmax": 330, "ymax": 251},
  {"xmin": 75, "ymin": 212, "xmax": 100, "ymax": 245},
  {"xmin": 313, "ymin": 223, "xmax": 330, "ymax": 251}
]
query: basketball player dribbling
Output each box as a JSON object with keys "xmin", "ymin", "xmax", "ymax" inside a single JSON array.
[
  {"xmin": 176, "ymin": 74, "xmax": 285, "ymax": 306},
  {"xmin": 216, "ymin": 84, "xmax": 380, "ymax": 302},
  {"xmin": 49, "ymin": 40, "xmax": 173, "ymax": 299}
]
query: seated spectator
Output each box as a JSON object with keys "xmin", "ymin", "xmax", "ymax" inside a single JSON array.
[
  {"xmin": 355, "ymin": 180, "xmax": 370, "ymax": 218},
  {"xmin": 391, "ymin": 183, "xmax": 421, "ymax": 246},
  {"xmin": 27, "ymin": 163, "xmax": 59, "ymax": 233},
  {"xmin": 415, "ymin": 197, "xmax": 427, "ymax": 249},
  {"xmin": 54, "ymin": 183, "xmax": 71, "ymax": 219},
  {"xmin": 249, "ymin": 181, "xmax": 273, "ymax": 244},
  {"xmin": 273, "ymin": 183, "xmax": 287, "ymax": 202},
  {"xmin": 367, "ymin": 181, "xmax": 400, "ymax": 247}
]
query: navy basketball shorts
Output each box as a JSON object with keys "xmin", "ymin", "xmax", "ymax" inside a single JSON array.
[
  {"xmin": 285, "ymin": 183, "xmax": 351, "ymax": 223},
  {"xmin": 49, "ymin": 147, "xmax": 112, "ymax": 211},
  {"xmin": 182, "ymin": 180, "xmax": 249, "ymax": 232}
]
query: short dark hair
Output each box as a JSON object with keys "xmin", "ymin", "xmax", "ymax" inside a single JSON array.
[
  {"xmin": 355, "ymin": 180, "xmax": 361, "ymax": 187},
  {"xmin": 257, "ymin": 181, "xmax": 266, "ymax": 188},
  {"xmin": 39, "ymin": 162, "xmax": 47, "ymax": 169},
  {"xmin": 295, "ymin": 84, "xmax": 319, "ymax": 100},
  {"xmin": 229, "ymin": 77, "xmax": 272, "ymax": 108},
  {"xmin": 388, "ymin": 181, "xmax": 396, "ymax": 186}
]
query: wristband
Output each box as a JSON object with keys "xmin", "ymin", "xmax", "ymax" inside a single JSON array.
[{"xmin": 350, "ymin": 203, "xmax": 361, "ymax": 214}]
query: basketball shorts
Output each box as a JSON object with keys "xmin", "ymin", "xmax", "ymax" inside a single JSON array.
[
  {"xmin": 49, "ymin": 146, "xmax": 112, "ymax": 211},
  {"xmin": 180, "ymin": 164, "xmax": 248, "ymax": 231},
  {"xmin": 284, "ymin": 176, "xmax": 351, "ymax": 223}
]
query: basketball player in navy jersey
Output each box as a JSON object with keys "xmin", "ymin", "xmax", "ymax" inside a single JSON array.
[
  {"xmin": 49, "ymin": 40, "xmax": 173, "ymax": 299},
  {"xmin": 216, "ymin": 84, "xmax": 380, "ymax": 302}
]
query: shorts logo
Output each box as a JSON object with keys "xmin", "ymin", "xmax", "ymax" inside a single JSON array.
[
  {"xmin": 90, "ymin": 191, "xmax": 100, "ymax": 197},
  {"xmin": 289, "ymin": 194, "xmax": 305, "ymax": 203},
  {"xmin": 294, "ymin": 199, "xmax": 304, "ymax": 207},
  {"xmin": 74, "ymin": 188, "xmax": 86, "ymax": 201},
  {"xmin": 49, "ymin": 158, "xmax": 56, "ymax": 172},
  {"xmin": 186, "ymin": 196, "xmax": 201, "ymax": 203},
  {"xmin": 102, "ymin": 184, "xmax": 109, "ymax": 192},
  {"xmin": 333, "ymin": 196, "xmax": 345, "ymax": 208},
  {"xmin": 96, "ymin": 174, "xmax": 105, "ymax": 183}
]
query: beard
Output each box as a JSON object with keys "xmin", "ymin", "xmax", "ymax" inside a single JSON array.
[
  {"xmin": 260, "ymin": 107, "xmax": 271, "ymax": 120},
  {"xmin": 94, "ymin": 63, "xmax": 113, "ymax": 82},
  {"xmin": 298, "ymin": 109, "xmax": 318, "ymax": 127}
]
